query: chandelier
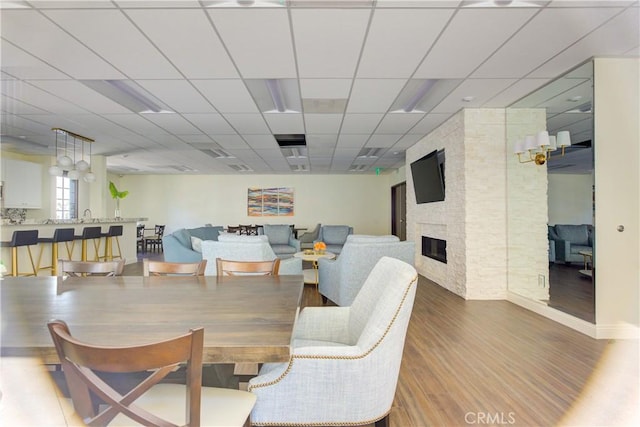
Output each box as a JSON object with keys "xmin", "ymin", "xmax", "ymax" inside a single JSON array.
[{"xmin": 48, "ymin": 128, "xmax": 96, "ymax": 183}]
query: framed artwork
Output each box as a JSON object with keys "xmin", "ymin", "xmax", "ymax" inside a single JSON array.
[{"xmin": 248, "ymin": 187, "xmax": 294, "ymax": 217}]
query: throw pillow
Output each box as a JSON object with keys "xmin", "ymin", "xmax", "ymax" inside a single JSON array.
[{"xmin": 191, "ymin": 236, "xmax": 203, "ymax": 253}]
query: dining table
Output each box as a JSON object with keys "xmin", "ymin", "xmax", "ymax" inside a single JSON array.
[{"xmin": 0, "ymin": 274, "xmax": 304, "ymax": 365}]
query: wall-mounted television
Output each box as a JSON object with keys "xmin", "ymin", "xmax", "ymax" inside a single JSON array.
[{"xmin": 410, "ymin": 149, "xmax": 445, "ymax": 204}]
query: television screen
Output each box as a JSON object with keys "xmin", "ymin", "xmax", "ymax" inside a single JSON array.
[{"xmin": 410, "ymin": 149, "xmax": 445, "ymax": 204}]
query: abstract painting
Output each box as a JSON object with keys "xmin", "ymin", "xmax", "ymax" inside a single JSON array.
[{"xmin": 248, "ymin": 187, "xmax": 294, "ymax": 216}]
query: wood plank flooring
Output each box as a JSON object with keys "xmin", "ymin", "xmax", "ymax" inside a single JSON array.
[{"xmin": 7, "ymin": 254, "xmax": 634, "ymax": 426}]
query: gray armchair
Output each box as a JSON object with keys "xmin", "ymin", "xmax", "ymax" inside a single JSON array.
[
  {"xmin": 549, "ymin": 224, "xmax": 593, "ymax": 264},
  {"xmin": 318, "ymin": 235, "xmax": 415, "ymax": 306},
  {"xmin": 315, "ymin": 225, "xmax": 353, "ymax": 255},
  {"xmin": 261, "ymin": 224, "xmax": 301, "ymax": 259},
  {"xmin": 163, "ymin": 226, "xmax": 225, "ymax": 263},
  {"xmin": 298, "ymin": 223, "xmax": 320, "ymax": 250},
  {"xmin": 248, "ymin": 256, "xmax": 418, "ymax": 426}
]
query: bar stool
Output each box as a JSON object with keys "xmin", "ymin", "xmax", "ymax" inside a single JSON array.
[
  {"xmin": 74, "ymin": 226, "xmax": 103, "ymax": 261},
  {"xmin": 36, "ymin": 228, "xmax": 75, "ymax": 276},
  {"xmin": 1, "ymin": 230, "xmax": 39, "ymax": 276},
  {"xmin": 100, "ymin": 225, "xmax": 123, "ymax": 261}
]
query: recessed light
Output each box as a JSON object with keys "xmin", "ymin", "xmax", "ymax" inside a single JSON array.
[
  {"xmin": 462, "ymin": 96, "xmax": 475, "ymax": 102},
  {"xmin": 568, "ymin": 96, "xmax": 583, "ymax": 102}
]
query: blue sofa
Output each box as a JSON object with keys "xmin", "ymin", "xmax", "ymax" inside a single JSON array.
[
  {"xmin": 163, "ymin": 226, "xmax": 225, "ymax": 263},
  {"xmin": 548, "ymin": 224, "xmax": 593, "ymax": 264}
]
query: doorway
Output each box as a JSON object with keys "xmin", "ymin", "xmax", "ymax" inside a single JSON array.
[{"xmin": 391, "ymin": 182, "xmax": 407, "ymax": 241}]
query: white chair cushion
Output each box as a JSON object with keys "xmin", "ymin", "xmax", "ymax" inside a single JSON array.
[
  {"xmin": 108, "ymin": 383, "xmax": 256, "ymax": 427},
  {"xmin": 218, "ymin": 234, "xmax": 268, "ymax": 243}
]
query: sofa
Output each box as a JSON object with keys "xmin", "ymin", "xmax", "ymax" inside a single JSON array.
[
  {"xmin": 162, "ymin": 225, "xmax": 225, "ymax": 263},
  {"xmin": 201, "ymin": 234, "xmax": 302, "ymax": 276},
  {"xmin": 261, "ymin": 224, "xmax": 300, "ymax": 259},
  {"xmin": 315, "ymin": 225, "xmax": 353, "ymax": 255},
  {"xmin": 318, "ymin": 235, "xmax": 415, "ymax": 306},
  {"xmin": 548, "ymin": 224, "xmax": 593, "ymax": 264}
]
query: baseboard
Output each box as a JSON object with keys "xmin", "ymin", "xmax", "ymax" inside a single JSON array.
[
  {"xmin": 507, "ymin": 291, "xmax": 597, "ymax": 338},
  {"xmin": 595, "ymin": 323, "xmax": 640, "ymax": 340}
]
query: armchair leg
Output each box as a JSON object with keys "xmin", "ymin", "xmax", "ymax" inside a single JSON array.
[
  {"xmin": 375, "ymin": 414, "xmax": 389, "ymax": 427},
  {"xmin": 321, "ymin": 295, "xmax": 327, "ymax": 305}
]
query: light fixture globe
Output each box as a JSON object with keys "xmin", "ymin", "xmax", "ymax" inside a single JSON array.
[
  {"xmin": 57, "ymin": 155, "xmax": 73, "ymax": 167},
  {"xmin": 83, "ymin": 171, "xmax": 96, "ymax": 183},
  {"xmin": 76, "ymin": 159, "xmax": 90, "ymax": 171},
  {"xmin": 48, "ymin": 165, "xmax": 63, "ymax": 176},
  {"xmin": 67, "ymin": 169, "xmax": 81, "ymax": 180}
]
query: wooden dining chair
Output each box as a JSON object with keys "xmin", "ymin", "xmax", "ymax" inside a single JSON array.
[
  {"xmin": 215, "ymin": 258, "xmax": 280, "ymax": 277},
  {"xmin": 57, "ymin": 259, "xmax": 125, "ymax": 277},
  {"xmin": 47, "ymin": 320, "xmax": 256, "ymax": 427},
  {"xmin": 143, "ymin": 259, "xmax": 207, "ymax": 276}
]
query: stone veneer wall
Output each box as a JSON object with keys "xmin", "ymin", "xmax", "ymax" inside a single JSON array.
[
  {"xmin": 506, "ymin": 109, "xmax": 549, "ymax": 301},
  {"xmin": 407, "ymin": 109, "xmax": 547, "ymax": 300}
]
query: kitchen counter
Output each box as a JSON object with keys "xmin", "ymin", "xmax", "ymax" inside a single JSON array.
[
  {"xmin": 1, "ymin": 217, "xmax": 145, "ymax": 226},
  {"xmin": 1, "ymin": 218, "xmax": 148, "ymax": 273}
]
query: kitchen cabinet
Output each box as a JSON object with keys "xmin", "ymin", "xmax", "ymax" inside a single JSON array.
[{"xmin": 1, "ymin": 159, "xmax": 42, "ymax": 209}]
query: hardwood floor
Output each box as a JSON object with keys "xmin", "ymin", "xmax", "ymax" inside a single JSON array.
[
  {"xmin": 547, "ymin": 262, "xmax": 595, "ymax": 323},
  {"xmin": 6, "ymin": 254, "xmax": 634, "ymax": 426}
]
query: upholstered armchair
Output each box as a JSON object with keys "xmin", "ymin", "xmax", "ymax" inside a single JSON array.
[
  {"xmin": 298, "ymin": 223, "xmax": 321, "ymax": 250},
  {"xmin": 261, "ymin": 224, "xmax": 300, "ymax": 259},
  {"xmin": 318, "ymin": 235, "xmax": 415, "ymax": 306},
  {"xmin": 248, "ymin": 256, "xmax": 418, "ymax": 426},
  {"xmin": 201, "ymin": 234, "xmax": 302, "ymax": 276},
  {"xmin": 548, "ymin": 224, "xmax": 593, "ymax": 263},
  {"xmin": 315, "ymin": 225, "xmax": 353, "ymax": 255}
]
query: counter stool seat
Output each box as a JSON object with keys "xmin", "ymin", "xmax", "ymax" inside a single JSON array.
[
  {"xmin": 99, "ymin": 225, "xmax": 123, "ymax": 261},
  {"xmin": 1, "ymin": 230, "xmax": 39, "ymax": 277},
  {"xmin": 74, "ymin": 226, "xmax": 103, "ymax": 261},
  {"xmin": 37, "ymin": 228, "xmax": 76, "ymax": 276}
]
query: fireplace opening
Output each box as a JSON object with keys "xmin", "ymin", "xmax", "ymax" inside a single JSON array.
[{"xmin": 422, "ymin": 236, "xmax": 447, "ymax": 263}]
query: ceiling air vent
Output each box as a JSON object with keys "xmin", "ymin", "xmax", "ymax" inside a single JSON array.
[
  {"xmin": 201, "ymin": 148, "xmax": 235, "ymax": 159},
  {"xmin": 229, "ymin": 164, "xmax": 253, "ymax": 172},
  {"xmin": 275, "ymin": 134, "xmax": 306, "ymax": 148}
]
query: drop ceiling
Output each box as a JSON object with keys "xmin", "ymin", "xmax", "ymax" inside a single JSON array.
[{"xmin": 1, "ymin": 0, "xmax": 638, "ymax": 175}]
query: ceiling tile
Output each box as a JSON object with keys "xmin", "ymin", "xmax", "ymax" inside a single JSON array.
[
  {"xmin": 529, "ymin": 7, "xmax": 640, "ymax": 78},
  {"xmin": 208, "ymin": 9, "xmax": 296, "ymax": 78},
  {"xmin": 337, "ymin": 134, "xmax": 370, "ymax": 149},
  {"xmin": 472, "ymin": 7, "xmax": 623, "ymax": 78},
  {"xmin": 135, "ymin": 80, "xmax": 216, "ymax": 113},
  {"xmin": 304, "ymin": 114, "xmax": 343, "ymax": 134},
  {"xmin": 0, "ymin": 42, "xmax": 69, "ymax": 80},
  {"xmin": 431, "ymin": 78, "xmax": 518, "ymax": 113},
  {"xmin": 125, "ymin": 9, "xmax": 239, "ymax": 79},
  {"xmin": 191, "ymin": 79, "xmax": 259, "ymax": 113},
  {"xmin": 43, "ymin": 9, "xmax": 182, "ymax": 79},
  {"xmin": 1, "ymin": 10, "xmax": 124, "ymax": 79},
  {"xmin": 223, "ymin": 113, "xmax": 272, "ymax": 134},
  {"xmin": 140, "ymin": 113, "xmax": 202, "ymax": 135},
  {"xmin": 25, "ymin": 80, "xmax": 131, "ymax": 114},
  {"xmin": 376, "ymin": 113, "xmax": 424, "ymax": 134},
  {"xmin": 415, "ymin": 8, "xmax": 536, "ymax": 79},
  {"xmin": 299, "ymin": 79, "xmax": 352, "ymax": 99},
  {"xmin": 357, "ymin": 9, "xmax": 454, "ymax": 78},
  {"xmin": 182, "ymin": 113, "xmax": 237, "ymax": 135},
  {"xmin": 347, "ymin": 79, "xmax": 407, "ymax": 113},
  {"xmin": 484, "ymin": 78, "xmax": 551, "ymax": 107},
  {"xmin": 340, "ymin": 113, "xmax": 384, "ymax": 134},
  {"xmin": 263, "ymin": 113, "xmax": 305, "ymax": 134},
  {"xmin": 292, "ymin": 9, "xmax": 370, "ymax": 78}
]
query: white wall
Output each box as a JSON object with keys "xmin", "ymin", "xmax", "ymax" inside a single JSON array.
[
  {"xmin": 116, "ymin": 173, "xmax": 392, "ymax": 235},
  {"xmin": 548, "ymin": 173, "xmax": 593, "ymax": 225},
  {"xmin": 593, "ymin": 58, "xmax": 639, "ymax": 337}
]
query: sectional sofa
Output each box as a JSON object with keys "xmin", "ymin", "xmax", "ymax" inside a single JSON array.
[{"xmin": 163, "ymin": 226, "xmax": 225, "ymax": 263}]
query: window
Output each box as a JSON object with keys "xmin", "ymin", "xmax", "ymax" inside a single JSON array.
[{"xmin": 56, "ymin": 175, "xmax": 78, "ymax": 219}]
